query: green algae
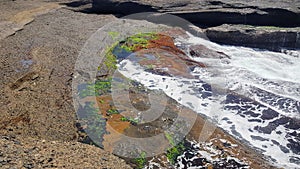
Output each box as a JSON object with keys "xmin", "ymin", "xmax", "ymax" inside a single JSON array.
[
  {"xmin": 120, "ymin": 32, "xmax": 158, "ymax": 52},
  {"xmin": 134, "ymin": 152, "xmax": 147, "ymax": 169},
  {"xmin": 165, "ymin": 132, "xmax": 186, "ymax": 164},
  {"xmin": 106, "ymin": 108, "xmax": 119, "ymax": 115},
  {"xmin": 79, "ymin": 78, "xmax": 112, "ymax": 98},
  {"xmin": 101, "ymin": 42, "xmax": 118, "ymax": 71},
  {"xmin": 78, "ymin": 102, "xmax": 107, "ymax": 148}
]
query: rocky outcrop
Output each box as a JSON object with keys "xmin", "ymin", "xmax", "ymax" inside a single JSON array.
[
  {"xmin": 92, "ymin": 0, "xmax": 300, "ymax": 27},
  {"xmin": 0, "ymin": 136, "xmax": 131, "ymax": 169},
  {"xmin": 91, "ymin": 0, "xmax": 156, "ymax": 15},
  {"xmin": 91, "ymin": 0, "xmax": 300, "ymax": 51},
  {"xmin": 205, "ymin": 24, "xmax": 300, "ymax": 52},
  {"xmin": 82, "ymin": 21, "xmax": 278, "ymax": 168},
  {"xmin": 0, "ymin": 0, "xmax": 298, "ymax": 168},
  {"xmin": 0, "ymin": 2, "xmax": 127, "ymax": 168},
  {"xmin": 0, "ymin": 1, "xmax": 61, "ymax": 40}
]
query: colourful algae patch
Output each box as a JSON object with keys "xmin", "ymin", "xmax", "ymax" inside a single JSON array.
[
  {"xmin": 96, "ymin": 95, "xmax": 130, "ymax": 134},
  {"xmin": 119, "ymin": 32, "xmax": 159, "ymax": 52},
  {"xmin": 77, "ymin": 31, "xmax": 275, "ymax": 169}
]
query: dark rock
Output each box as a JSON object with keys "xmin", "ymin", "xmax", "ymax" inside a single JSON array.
[
  {"xmin": 279, "ymin": 145, "xmax": 290, "ymax": 153},
  {"xmin": 205, "ymin": 24, "xmax": 300, "ymax": 52},
  {"xmin": 174, "ymin": 8, "xmax": 300, "ymax": 28},
  {"xmin": 290, "ymin": 156, "xmax": 300, "ymax": 165},
  {"xmin": 273, "ymin": 117, "xmax": 290, "ymax": 125},
  {"xmin": 271, "ymin": 140, "xmax": 280, "ymax": 145},
  {"xmin": 250, "ymin": 135, "xmax": 269, "ymax": 141},
  {"xmin": 92, "ymin": 0, "xmax": 300, "ymax": 27},
  {"xmin": 92, "ymin": 0, "xmax": 300, "ymax": 51},
  {"xmin": 244, "ymin": 111, "xmax": 260, "ymax": 118},
  {"xmin": 222, "ymin": 142, "xmax": 231, "ymax": 147},
  {"xmin": 189, "ymin": 44, "xmax": 230, "ymax": 59},
  {"xmin": 287, "ymin": 139, "xmax": 300, "ymax": 155},
  {"xmin": 285, "ymin": 118, "xmax": 300, "ymax": 130},
  {"xmin": 289, "ymin": 131, "xmax": 300, "ymax": 138},
  {"xmin": 213, "ymin": 159, "xmax": 248, "ymax": 169},
  {"xmin": 248, "ymin": 119, "xmax": 262, "ymax": 123},
  {"xmin": 261, "ymin": 109, "xmax": 279, "ymax": 120},
  {"xmin": 254, "ymin": 123, "xmax": 276, "ymax": 134},
  {"xmin": 92, "ymin": 0, "xmax": 156, "ymax": 15}
]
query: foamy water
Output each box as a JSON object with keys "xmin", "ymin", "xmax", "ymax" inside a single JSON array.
[{"xmin": 117, "ymin": 33, "xmax": 300, "ymax": 168}]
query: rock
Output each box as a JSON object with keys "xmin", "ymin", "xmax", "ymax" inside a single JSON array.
[
  {"xmin": 113, "ymin": 29, "xmax": 207, "ymax": 78},
  {"xmin": 136, "ymin": 48, "xmax": 195, "ymax": 78},
  {"xmin": 92, "ymin": 0, "xmax": 300, "ymax": 27},
  {"xmin": 0, "ymin": 1, "xmax": 132, "ymax": 168},
  {"xmin": 0, "ymin": 157, "xmax": 8, "ymax": 165},
  {"xmin": 205, "ymin": 24, "xmax": 300, "ymax": 52},
  {"xmin": 92, "ymin": 0, "xmax": 156, "ymax": 15},
  {"xmin": 189, "ymin": 44, "xmax": 231, "ymax": 59},
  {"xmin": 102, "ymin": 24, "xmax": 277, "ymax": 168},
  {"xmin": 92, "ymin": 0, "xmax": 300, "ymax": 51},
  {"xmin": 23, "ymin": 163, "xmax": 34, "ymax": 169},
  {"xmin": 0, "ymin": 1, "xmax": 62, "ymax": 40},
  {"xmin": 0, "ymin": 136, "xmax": 132, "ymax": 169},
  {"xmin": 0, "ymin": 3, "xmax": 116, "ymax": 142},
  {"xmin": 0, "ymin": 1, "xmax": 296, "ymax": 169}
]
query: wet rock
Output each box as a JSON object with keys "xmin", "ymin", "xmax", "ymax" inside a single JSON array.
[
  {"xmin": 279, "ymin": 145, "xmax": 290, "ymax": 153},
  {"xmin": 115, "ymin": 30, "xmax": 207, "ymax": 78},
  {"xmin": 213, "ymin": 159, "xmax": 248, "ymax": 169},
  {"xmin": 254, "ymin": 123, "xmax": 277, "ymax": 135},
  {"xmin": 244, "ymin": 111, "xmax": 260, "ymax": 118},
  {"xmin": 92, "ymin": 0, "xmax": 156, "ymax": 15},
  {"xmin": 261, "ymin": 109, "xmax": 279, "ymax": 120},
  {"xmin": 285, "ymin": 118, "xmax": 300, "ymax": 130},
  {"xmin": 287, "ymin": 139, "xmax": 300, "ymax": 155},
  {"xmin": 176, "ymin": 140, "xmax": 250, "ymax": 169},
  {"xmin": 271, "ymin": 140, "xmax": 280, "ymax": 146},
  {"xmin": 92, "ymin": 0, "xmax": 300, "ymax": 51},
  {"xmin": 251, "ymin": 135, "xmax": 269, "ymax": 141},
  {"xmin": 189, "ymin": 44, "xmax": 230, "ymax": 59},
  {"xmin": 290, "ymin": 156, "xmax": 300, "ymax": 165},
  {"xmin": 137, "ymin": 48, "xmax": 194, "ymax": 78},
  {"xmin": 205, "ymin": 24, "xmax": 300, "ymax": 52},
  {"xmin": 93, "ymin": 0, "xmax": 300, "ymax": 28}
]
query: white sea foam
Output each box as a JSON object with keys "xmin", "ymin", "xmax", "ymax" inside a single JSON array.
[{"xmin": 116, "ymin": 33, "xmax": 300, "ymax": 168}]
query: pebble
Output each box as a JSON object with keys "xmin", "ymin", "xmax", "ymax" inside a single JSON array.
[
  {"xmin": 23, "ymin": 163, "xmax": 34, "ymax": 169},
  {"xmin": 0, "ymin": 157, "xmax": 8, "ymax": 164},
  {"xmin": 31, "ymin": 74, "xmax": 39, "ymax": 80}
]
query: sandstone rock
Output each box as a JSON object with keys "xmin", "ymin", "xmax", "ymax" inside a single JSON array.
[{"xmin": 0, "ymin": 136, "xmax": 132, "ymax": 169}]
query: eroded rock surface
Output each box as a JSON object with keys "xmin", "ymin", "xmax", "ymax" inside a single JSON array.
[
  {"xmin": 0, "ymin": 1, "xmax": 130, "ymax": 168},
  {"xmin": 0, "ymin": 136, "xmax": 131, "ymax": 169},
  {"xmin": 92, "ymin": 0, "xmax": 300, "ymax": 51},
  {"xmin": 205, "ymin": 24, "xmax": 300, "ymax": 52},
  {"xmin": 75, "ymin": 22, "xmax": 278, "ymax": 168},
  {"xmin": 92, "ymin": 0, "xmax": 300, "ymax": 27},
  {"xmin": 1, "ymin": 1, "xmax": 299, "ymax": 169}
]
